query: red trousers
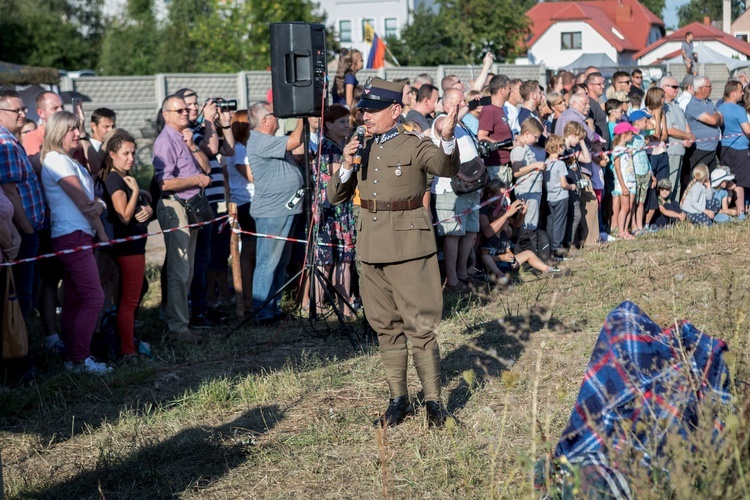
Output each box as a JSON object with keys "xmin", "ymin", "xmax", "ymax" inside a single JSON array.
[{"xmin": 115, "ymin": 254, "xmax": 146, "ymax": 355}]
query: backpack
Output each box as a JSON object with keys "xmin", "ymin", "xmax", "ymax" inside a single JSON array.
[
  {"xmin": 516, "ymin": 229, "xmax": 553, "ymax": 273},
  {"xmin": 450, "ymin": 157, "xmax": 489, "ymax": 194}
]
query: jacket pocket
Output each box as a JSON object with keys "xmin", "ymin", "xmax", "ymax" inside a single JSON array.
[{"xmin": 393, "ymin": 215, "xmax": 429, "ymax": 231}]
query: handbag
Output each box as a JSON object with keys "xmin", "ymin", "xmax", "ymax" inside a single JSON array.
[
  {"xmin": 450, "ymin": 157, "xmax": 489, "ymax": 194},
  {"xmin": 2, "ymin": 268, "xmax": 28, "ymax": 359},
  {"xmin": 176, "ymin": 188, "xmax": 215, "ymax": 225}
]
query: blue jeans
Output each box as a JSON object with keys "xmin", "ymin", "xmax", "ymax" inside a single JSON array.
[
  {"xmin": 16, "ymin": 230, "xmax": 39, "ymax": 317},
  {"xmin": 252, "ymin": 214, "xmax": 298, "ymax": 320}
]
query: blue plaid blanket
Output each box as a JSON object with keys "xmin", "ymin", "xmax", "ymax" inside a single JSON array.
[{"xmin": 553, "ymin": 301, "xmax": 731, "ymax": 498}]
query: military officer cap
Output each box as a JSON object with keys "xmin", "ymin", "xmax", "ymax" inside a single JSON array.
[{"xmin": 357, "ymin": 78, "xmax": 404, "ymax": 110}]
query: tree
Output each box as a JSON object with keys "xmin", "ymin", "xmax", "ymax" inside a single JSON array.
[
  {"xmin": 160, "ymin": 0, "xmax": 211, "ymax": 73},
  {"xmin": 99, "ymin": 0, "xmax": 163, "ymax": 75},
  {"xmin": 389, "ymin": 0, "xmax": 530, "ymax": 66},
  {"xmin": 639, "ymin": 0, "xmax": 665, "ymax": 18},
  {"xmin": 677, "ymin": 0, "xmax": 745, "ymax": 27},
  {"xmin": 0, "ymin": 0, "xmax": 104, "ymax": 70}
]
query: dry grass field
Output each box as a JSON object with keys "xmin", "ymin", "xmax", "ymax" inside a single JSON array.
[{"xmin": 2, "ymin": 221, "xmax": 750, "ymax": 499}]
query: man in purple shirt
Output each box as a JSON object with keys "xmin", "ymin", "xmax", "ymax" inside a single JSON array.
[{"xmin": 153, "ymin": 95, "xmax": 211, "ymax": 342}]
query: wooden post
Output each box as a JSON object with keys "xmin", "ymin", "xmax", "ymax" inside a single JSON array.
[{"xmin": 228, "ymin": 203, "xmax": 243, "ymax": 319}]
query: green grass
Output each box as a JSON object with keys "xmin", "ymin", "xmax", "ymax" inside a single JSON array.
[{"xmin": 2, "ymin": 221, "xmax": 750, "ymax": 498}]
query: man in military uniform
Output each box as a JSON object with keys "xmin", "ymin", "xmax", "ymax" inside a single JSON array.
[{"xmin": 327, "ymin": 79, "xmax": 460, "ymax": 427}]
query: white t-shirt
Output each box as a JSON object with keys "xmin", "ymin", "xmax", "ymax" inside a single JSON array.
[
  {"xmin": 430, "ymin": 120, "xmax": 479, "ymax": 194},
  {"xmin": 42, "ymin": 151, "xmax": 96, "ymax": 238},
  {"xmin": 227, "ymin": 143, "xmax": 255, "ymax": 206}
]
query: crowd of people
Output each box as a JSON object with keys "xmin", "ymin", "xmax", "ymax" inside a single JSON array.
[{"xmin": 0, "ymin": 53, "xmax": 748, "ymax": 378}]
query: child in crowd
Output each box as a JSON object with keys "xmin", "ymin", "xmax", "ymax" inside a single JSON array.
[
  {"xmin": 606, "ymin": 99, "xmax": 623, "ymax": 138},
  {"xmin": 681, "ymin": 164, "xmax": 723, "ymax": 225},
  {"xmin": 544, "ymin": 135, "xmax": 576, "ymax": 257},
  {"xmin": 610, "ymin": 122, "xmax": 637, "ymax": 239},
  {"xmin": 332, "ymin": 48, "xmax": 363, "ymax": 108},
  {"xmin": 710, "ymin": 168, "xmax": 738, "ymax": 223},
  {"xmin": 628, "ymin": 110, "xmax": 655, "ymax": 234},
  {"xmin": 562, "ymin": 122, "xmax": 591, "ymax": 249},
  {"xmin": 510, "ymin": 118, "xmax": 546, "ymax": 230},
  {"xmin": 652, "ymin": 178, "xmax": 685, "ymax": 228},
  {"xmin": 478, "ymin": 180, "xmax": 560, "ymax": 283}
]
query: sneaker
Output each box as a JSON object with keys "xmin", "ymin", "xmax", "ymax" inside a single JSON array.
[
  {"xmin": 65, "ymin": 356, "xmax": 113, "ymax": 374},
  {"xmin": 43, "ymin": 333, "xmax": 65, "ymax": 354},
  {"xmin": 136, "ymin": 339, "xmax": 152, "ymax": 356},
  {"xmin": 546, "ymin": 266, "xmax": 562, "ymax": 274},
  {"xmin": 738, "ymin": 213, "xmax": 747, "ymax": 221}
]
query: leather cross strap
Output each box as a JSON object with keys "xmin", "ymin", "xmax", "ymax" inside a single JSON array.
[{"xmin": 360, "ymin": 199, "xmax": 422, "ymax": 213}]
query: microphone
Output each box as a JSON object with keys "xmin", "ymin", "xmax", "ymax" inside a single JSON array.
[{"xmin": 352, "ymin": 126, "xmax": 366, "ymax": 172}]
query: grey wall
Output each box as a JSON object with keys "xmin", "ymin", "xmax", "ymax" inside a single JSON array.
[{"xmin": 59, "ymin": 65, "xmax": 546, "ymax": 139}]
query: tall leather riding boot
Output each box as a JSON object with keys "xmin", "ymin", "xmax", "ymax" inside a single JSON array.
[
  {"xmin": 412, "ymin": 346, "xmax": 442, "ymax": 402},
  {"xmin": 381, "ymin": 348, "xmax": 409, "ymax": 398}
]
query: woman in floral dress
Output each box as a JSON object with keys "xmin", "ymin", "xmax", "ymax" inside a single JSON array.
[{"xmin": 311, "ymin": 104, "xmax": 356, "ymax": 317}]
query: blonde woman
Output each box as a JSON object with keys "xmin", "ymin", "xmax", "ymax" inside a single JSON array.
[{"xmin": 41, "ymin": 111, "xmax": 111, "ymax": 374}]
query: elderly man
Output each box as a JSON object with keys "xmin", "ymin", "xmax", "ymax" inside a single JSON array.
[
  {"xmin": 153, "ymin": 95, "xmax": 211, "ymax": 342},
  {"xmin": 431, "ymin": 88, "xmax": 482, "ymax": 293},
  {"xmin": 246, "ymin": 101, "xmax": 304, "ymax": 326},
  {"xmin": 173, "ymin": 88, "xmax": 235, "ymax": 329},
  {"xmin": 555, "ymin": 93, "xmax": 603, "ymax": 247},
  {"xmin": 22, "ymin": 91, "xmax": 64, "ymax": 156},
  {"xmin": 659, "ymin": 76, "xmax": 694, "ymax": 201},
  {"xmin": 0, "ymin": 90, "xmax": 45, "ymax": 315},
  {"xmin": 328, "ymin": 78, "xmax": 460, "ymax": 428},
  {"xmin": 685, "ymin": 76, "xmax": 722, "ymax": 171}
]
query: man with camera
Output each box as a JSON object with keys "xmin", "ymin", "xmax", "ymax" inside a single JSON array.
[
  {"xmin": 328, "ymin": 78, "xmax": 460, "ymax": 428},
  {"xmin": 153, "ymin": 94, "xmax": 211, "ymax": 342},
  {"xmin": 174, "ymin": 89, "xmax": 235, "ymax": 329},
  {"xmin": 478, "ymin": 75, "xmax": 514, "ymax": 184},
  {"xmin": 246, "ymin": 101, "xmax": 304, "ymax": 326}
]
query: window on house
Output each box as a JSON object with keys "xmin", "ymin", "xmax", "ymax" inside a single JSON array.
[
  {"xmin": 561, "ymin": 32, "xmax": 582, "ymax": 50},
  {"xmin": 385, "ymin": 18, "xmax": 399, "ymax": 38},
  {"xmin": 737, "ymin": 33, "xmax": 749, "ymax": 42},
  {"xmin": 362, "ymin": 18, "xmax": 375, "ymax": 42},
  {"xmin": 339, "ymin": 20, "xmax": 352, "ymax": 43}
]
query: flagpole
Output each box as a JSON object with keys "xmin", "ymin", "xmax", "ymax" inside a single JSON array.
[{"xmin": 384, "ymin": 43, "xmax": 401, "ymax": 67}]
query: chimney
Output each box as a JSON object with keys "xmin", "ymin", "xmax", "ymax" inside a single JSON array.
[
  {"xmin": 615, "ymin": 2, "xmax": 632, "ymax": 24},
  {"xmin": 704, "ymin": 16, "xmax": 711, "ymax": 26},
  {"xmin": 723, "ymin": 0, "xmax": 731, "ymax": 34}
]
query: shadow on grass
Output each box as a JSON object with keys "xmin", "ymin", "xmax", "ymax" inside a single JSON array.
[
  {"xmin": 30, "ymin": 404, "xmax": 284, "ymax": 499},
  {"xmin": 0, "ymin": 302, "xmax": 361, "ymax": 445},
  {"xmin": 441, "ymin": 307, "xmax": 563, "ymax": 414}
]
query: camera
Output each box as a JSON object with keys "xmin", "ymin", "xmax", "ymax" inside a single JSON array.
[
  {"xmin": 206, "ymin": 98, "xmax": 238, "ymax": 112},
  {"xmin": 477, "ymin": 138, "xmax": 513, "ymax": 158},
  {"xmin": 576, "ymin": 177, "xmax": 590, "ymax": 190}
]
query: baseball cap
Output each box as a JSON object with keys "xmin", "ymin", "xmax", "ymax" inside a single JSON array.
[
  {"xmin": 629, "ymin": 109, "xmax": 652, "ymax": 123},
  {"xmin": 613, "ymin": 122, "xmax": 638, "ymax": 135}
]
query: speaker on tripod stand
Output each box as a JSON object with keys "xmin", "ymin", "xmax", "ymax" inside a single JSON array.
[{"xmin": 270, "ymin": 22, "xmax": 327, "ymax": 118}]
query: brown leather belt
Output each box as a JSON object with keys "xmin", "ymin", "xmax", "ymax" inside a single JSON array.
[{"xmin": 360, "ymin": 199, "xmax": 422, "ymax": 213}]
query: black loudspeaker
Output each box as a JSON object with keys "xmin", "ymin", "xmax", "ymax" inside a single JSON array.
[{"xmin": 270, "ymin": 22, "xmax": 327, "ymax": 118}]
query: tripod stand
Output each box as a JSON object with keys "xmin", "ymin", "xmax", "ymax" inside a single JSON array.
[{"xmin": 232, "ymin": 118, "xmax": 361, "ymax": 349}]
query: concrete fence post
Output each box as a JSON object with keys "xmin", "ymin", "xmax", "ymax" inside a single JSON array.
[
  {"xmin": 155, "ymin": 74, "xmax": 167, "ymax": 107},
  {"xmin": 237, "ymin": 72, "xmax": 249, "ymax": 110}
]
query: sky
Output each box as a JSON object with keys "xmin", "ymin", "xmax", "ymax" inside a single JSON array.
[{"xmin": 663, "ymin": 0, "xmax": 690, "ymax": 30}]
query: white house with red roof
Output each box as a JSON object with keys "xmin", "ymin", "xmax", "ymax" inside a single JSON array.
[
  {"xmin": 634, "ymin": 21, "xmax": 750, "ymax": 65},
  {"xmin": 524, "ymin": 0, "xmax": 665, "ymax": 69}
]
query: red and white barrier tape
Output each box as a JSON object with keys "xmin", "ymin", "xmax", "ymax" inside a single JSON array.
[{"xmin": 0, "ymin": 215, "xmax": 229, "ymax": 268}]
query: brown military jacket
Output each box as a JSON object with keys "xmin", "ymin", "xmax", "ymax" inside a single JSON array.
[{"xmin": 327, "ymin": 127, "xmax": 459, "ymax": 264}]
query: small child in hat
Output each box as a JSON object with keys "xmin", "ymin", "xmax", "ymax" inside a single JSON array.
[
  {"xmin": 652, "ymin": 178, "xmax": 685, "ymax": 229},
  {"xmin": 710, "ymin": 167, "xmax": 738, "ymax": 222}
]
